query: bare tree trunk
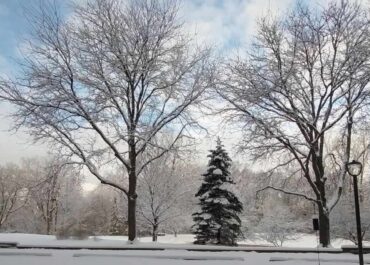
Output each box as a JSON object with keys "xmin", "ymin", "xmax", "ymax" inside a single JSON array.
[
  {"xmin": 217, "ymin": 228, "xmax": 221, "ymax": 244},
  {"xmin": 54, "ymin": 204, "xmax": 58, "ymax": 234},
  {"xmin": 128, "ymin": 196, "xmax": 136, "ymax": 241},
  {"xmin": 46, "ymin": 218, "xmax": 51, "ymax": 235},
  {"xmin": 318, "ymin": 207, "xmax": 330, "ymax": 247},
  {"xmin": 45, "ymin": 201, "xmax": 51, "ymax": 235},
  {"xmin": 128, "ymin": 135, "xmax": 137, "ymax": 242},
  {"xmin": 152, "ymin": 223, "xmax": 158, "ymax": 242}
]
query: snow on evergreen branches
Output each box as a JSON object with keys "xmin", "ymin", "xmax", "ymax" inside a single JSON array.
[{"xmin": 192, "ymin": 138, "xmax": 243, "ymax": 246}]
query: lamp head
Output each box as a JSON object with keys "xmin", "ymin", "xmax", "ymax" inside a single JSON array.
[{"xmin": 346, "ymin": 160, "xmax": 363, "ymax": 177}]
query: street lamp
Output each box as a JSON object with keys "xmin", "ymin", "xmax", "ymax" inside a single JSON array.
[{"xmin": 346, "ymin": 160, "xmax": 364, "ymax": 265}]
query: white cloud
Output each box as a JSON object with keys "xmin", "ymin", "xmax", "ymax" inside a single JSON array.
[
  {"xmin": 241, "ymin": 0, "xmax": 294, "ymax": 40},
  {"xmin": 0, "ymin": 103, "xmax": 47, "ymax": 164},
  {"xmin": 180, "ymin": 0, "xmax": 295, "ymax": 53}
]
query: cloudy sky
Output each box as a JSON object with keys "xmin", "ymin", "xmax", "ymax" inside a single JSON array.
[{"xmin": 0, "ymin": 0, "xmax": 336, "ymax": 169}]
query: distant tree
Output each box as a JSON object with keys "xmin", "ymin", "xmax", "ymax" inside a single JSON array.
[
  {"xmin": 0, "ymin": 164, "xmax": 28, "ymax": 230},
  {"xmin": 331, "ymin": 190, "xmax": 370, "ymax": 245},
  {"xmin": 25, "ymin": 157, "xmax": 80, "ymax": 235},
  {"xmin": 56, "ymin": 169, "xmax": 84, "ymax": 236},
  {"xmin": 80, "ymin": 187, "xmax": 114, "ymax": 235},
  {"xmin": 193, "ymin": 139, "xmax": 243, "ymax": 246},
  {"xmin": 109, "ymin": 197, "xmax": 128, "ymax": 235},
  {"xmin": 0, "ymin": 157, "xmax": 83, "ymax": 234},
  {"xmin": 230, "ymin": 165, "xmax": 266, "ymax": 238},
  {"xmin": 137, "ymin": 140, "xmax": 196, "ymax": 241},
  {"xmin": 56, "ymin": 185, "xmax": 113, "ymax": 239}
]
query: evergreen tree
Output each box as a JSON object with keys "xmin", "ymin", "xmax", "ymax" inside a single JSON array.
[{"xmin": 192, "ymin": 138, "xmax": 243, "ymax": 245}]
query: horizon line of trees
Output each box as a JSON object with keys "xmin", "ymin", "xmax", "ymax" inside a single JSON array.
[{"xmin": 1, "ymin": 139, "xmax": 370, "ymax": 246}]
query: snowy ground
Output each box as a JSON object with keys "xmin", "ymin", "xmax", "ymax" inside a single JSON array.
[
  {"xmin": 0, "ymin": 233, "xmax": 364, "ymax": 248},
  {"xmin": 0, "ymin": 249, "xmax": 370, "ymax": 265},
  {"xmin": 0, "ymin": 248, "xmax": 368, "ymax": 265},
  {"xmin": 0, "ymin": 233, "xmax": 368, "ymax": 265}
]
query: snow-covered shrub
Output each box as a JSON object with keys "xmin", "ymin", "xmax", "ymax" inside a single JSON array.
[
  {"xmin": 256, "ymin": 203, "xmax": 298, "ymax": 246},
  {"xmin": 331, "ymin": 193, "xmax": 370, "ymax": 244}
]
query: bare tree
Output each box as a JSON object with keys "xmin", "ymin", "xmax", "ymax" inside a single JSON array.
[
  {"xmin": 0, "ymin": 164, "xmax": 28, "ymax": 230},
  {"xmin": 0, "ymin": 0, "xmax": 211, "ymax": 241},
  {"xmin": 218, "ymin": 1, "xmax": 370, "ymax": 246},
  {"xmin": 137, "ymin": 146, "xmax": 194, "ymax": 241},
  {"xmin": 25, "ymin": 157, "xmax": 80, "ymax": 235}
]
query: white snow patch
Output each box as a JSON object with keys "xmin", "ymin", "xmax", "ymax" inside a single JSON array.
[
  {"xmin": 213, "ymin": 169, "xmax": 222, "ymax": 175},
  {"xmin": 200, "ymin": 213, "xmax": 212, "ymax": 219},
  {"xmin": 213, "ymin": 198, "xmax": 229, "ymax": 204}
]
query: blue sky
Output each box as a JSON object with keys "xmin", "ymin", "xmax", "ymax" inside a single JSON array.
[
  {"xmin": 0, "ymin": 0, "xmax": 28, "ymax": 74},
  {"xmin": 0, "ymin": 0, "xmax": 301, "ymax": 75},
  {"xmin": 0, "ymin": 0, "xmax": 328, "ymax": 75}
]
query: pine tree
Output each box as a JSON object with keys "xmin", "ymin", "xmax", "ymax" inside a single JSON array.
[{"xmin": 192, "ymin": 138, "xmax": 243, "ymax": 245}]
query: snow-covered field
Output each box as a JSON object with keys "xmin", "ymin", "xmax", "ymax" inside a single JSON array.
[
  {"xmin": 0, "ymin": 248, "xmax": 368, "ymax": 265},
  {"xmin": 0, "ymin": 233, "xmax": 368, "ymax": 265},
  {"xmin": 0, "ymin": 233, "xmax": 363, "ymax": 248}
]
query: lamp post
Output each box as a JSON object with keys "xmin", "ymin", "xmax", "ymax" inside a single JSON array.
[{"xmin": 346, "ymin": 160, "xmax": 364, "ymax": 265}]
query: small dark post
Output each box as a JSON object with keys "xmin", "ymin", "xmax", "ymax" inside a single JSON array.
[
  {"xmin": 346, "ymin": 160, "xmax": 364, "ymax": 265},
  {"xmin": 313, "ymin": 218, "xmax": 319, "ymax": 231},
  {"xmin": 353, "ymin": 175, "xmax": 364, "ymax": 265}
]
